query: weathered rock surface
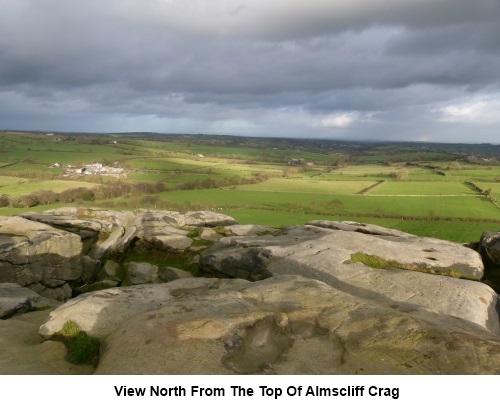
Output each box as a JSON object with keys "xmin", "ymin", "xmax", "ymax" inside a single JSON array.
[
  {"xmin": 19, "ymin": 212, "xmax": 104, "ymax": 238},
  {"xmin": 0, "ymin": 216, "xmax": 83, "ymax": 296},
  {"xmin": 126, "ymin": 262, "xmax": 159, "ymax": 285},
  {"xmin": 19, "ymin": 208, "xmax": 237, "ymax": 257},
  {"xmin": 480, "ymin": 231, "xmax": 500, "ymax": 266},
  {"xmin": 478, "ymin": 231, "xmax": 500, "ymax": 291},
  {"xmin": 0, "ymin": 283, "xmax": 59, "ymax": 319},
  {"xmin": 76, "ymin": 279, "xmax": 121, "ymax": 294},
  {"xmin": 35, "ymin": 276, "xmax": 500, "ymax": 375},
  {"xmin": 0, "ymin": 209, "xmax": 239, "ymax": 297},
  {"xmin": 30, "ymin": 281, "xmax": 73, "ymax": 301},
  {"xmin": 199, "ymin": 228, "xmax": 223, "ymax": 241},
  {"xmin": 226, "ymin": 224, "xmax": 280, "ymax": 237},
  {"xmin": 0, "ymin": 310, "xmax": 94, "ymax": 374},
  {"xmin": 158, "ymin": 267, "xmax": 194, "ymax": 282},
  {"xmin": 97, "ymin": 260, "xmax": 120, "ymax": 280},
  {"xmin": 307, "ymin": 220, "xmax": 415, "ymax": 237},
  {"xmin": 39, "ymin": 278, "xmax": 219, "ymax": 339},
  {"xmin": 200, "ymin": 222, "xmax": 496, "ymax": 333},
  {"xmin": 1, "ymin": 210, "xmax": 499, "ymax": 375}
]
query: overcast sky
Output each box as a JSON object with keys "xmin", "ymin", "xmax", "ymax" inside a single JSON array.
[{"xmin": 1, "ymin": 0, "xmax": 499, "ymax": 142}]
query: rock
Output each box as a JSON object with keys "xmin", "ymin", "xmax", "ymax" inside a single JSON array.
[
  {"xmin": 40, "ymin": 208, "xmax": 134, "ymax": 230},
  {"xmin": 158, "ymin": 267, "xmax": 194, "ymax": 282},
  {"xmin": 126, "ymin": 262, "xmax": 159, "ymax": 285},
  {"xmin": 199, "ymin": 228, "xmax": 222, "ymax": 241},
  {"xmin": 307, "ymin": 220, "xmax": 415, "ymax": 237},
  {"xmin": 19, "ymin": 212, "xmax": 103, "ymax": 238},
  {"xmin": 16, "ymin": 208, "xmax": 239, "ymax": 258},
  {"xmin": 0, "ymin": 216, "xmax": 83, "ymax": 288},
  {"xmin": 479, "ymin": 231, "xmax": 500, "ymax": 265},
  {"xmin": 81, "ymin": 255, "xmax": 102, "ymax": 283},
  {"xmin": 0, "ymin": 310, "xmax": 94, "ymax": 374},
  {"xmin": 478, "ymin": 231, "xmax": 500, "ymax": 287},
  {"xmin": 226, "ymin": 224, "xmax": 280, "ymax": 237},
  {"xmin": 137, "ymin": 210, "xmax": 238, "ymax": 228},
  {"xmin": 200, "ymin": 223, "xmax": 495, "ymax": 333},
  {"xmin": 30, "ymin": 282, "xmax": 72, "ymax": 301},
  {"xmin": 89, "ymin": 226, "xmax": 126, "ymax": 261},
  {"xmin": 183, "ymin": 211, "xmax": 238, "ymax": 227},
  {"xmin": 69, "ymin": 276, "xmax": 500, "ymax": 375},
  {"xmin": 39, "ymin": 278, "xmax": 218, "ymax": 339},
  {"xmin": 112, "ymin": 225, "xmax": 138, "ymax": 254},
  {"xmin": 136, "ymin": 232, "xmax": 193, "ymax": 251},
  {"xmin": 202, "ymin": 247, "xmax": 271, "ymax": 281},
  {"xmin": 0, "ymin": 283, "xmax": 59, "ymax": 319},
  {"xmin": 76, "ymin": 279, "xmax": 121, "ymax": 294},
  {"xmin": 132, "ymin": 212, "xmax": 194, "ymax": 251},
  {"xmin": 98, "ymin": 260, "xmax": 120, "ymax": 280}
]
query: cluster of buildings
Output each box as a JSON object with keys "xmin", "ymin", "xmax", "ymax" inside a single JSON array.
[{"xmin": 51, "ymin": 162, "xmax": 127, "ymax": 178}]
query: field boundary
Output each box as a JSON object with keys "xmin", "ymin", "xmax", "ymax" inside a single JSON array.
[
  {"xmin": 467, "ymin": 181, "xmax": 500, "ymax": 209},
  {"xmin": 358, "ymin": 180, "xmax": 386, "ymax": 195}
]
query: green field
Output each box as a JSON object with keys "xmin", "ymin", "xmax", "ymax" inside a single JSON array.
[
  {"xmin": 1, "ymin": 131, "xmax": 500, "ymax": 242},
  {"xmin": 369, "ymin": 181, "xmax": 475, "ymax": 195},
  {"xmin": 222, "ymin": 208, "xmax": 499, "ymax": 242},
  {"xmin": 475, "ymin": 182, "xmax": 500, "ymax": 194},
  {"xmin": 158, "ymin": 189, "xmax": 499, "ymax": 220},
  {"xmin": 0, "ymin": 179, "xmax": 99, "ymax": 197},
  {"xmin": 0, "ymin": 175, "xmax": 29, "ymax": 187},
  {"xmin": 233, "ymin": 178, "xmax": 377, "ymax": 194}
]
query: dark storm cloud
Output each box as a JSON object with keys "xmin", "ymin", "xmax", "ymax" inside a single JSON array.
[{"xmin": 0, "ymin": 0, "xmax": 499, "ymax": 141}]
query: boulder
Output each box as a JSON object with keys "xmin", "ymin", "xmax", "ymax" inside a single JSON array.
[
  {"xmin": 89, "ymin": 226, "xmax": 126, "ymax": 261},
  {"xmin": 137, "ymin": 210, "xmax": 238, "ymax": 228},
  {"xmin": 37, "ymin": 276, "xmax": 497, "ymax": 375},
  {"xmin": 183, "ymin": 211, "xmax": 238, "ymax": 227},
  {"xmin": 0, "ymin": 283, "xmax": 59, "ymax": 319},
  {"xmin": 16, "ymin": 209, "xmax": 239, "ymax": 257},
  {"xmin": 98, "ymin": 260, "xmax": 120, "ymax": 280},
  {"xmin": 30, "ymin": 282, "xmax": 72, "ymax": 301},
  {"xmin": 39, "ymin": 208, "xmax": 135, "ymax": 230},
  {"xmin": 76, "ymin": 279, "xmax": 121, "ymax": 294},
  {"xmin": 39, "ymin": 278, "xmax": 219, "ymax": 339},
  {"xmin": 136, "ymin": 232, "xmax": 193, "ymax": 251},
  {"xmin": 307, "ymin": 220, "xmax": 415, "ymax": 237},
  {"xmin": 81, "ymin": 255, "xmax": 102, "ymax": 283},
  {"xmin": 479, "ymin": 231, "xmax": 500, "ymax": 266},
  {"xmin": 199, "ymin": 228, "xmax": 222, "ymax": 241},
  {"xmin": 158, "ymin": 267, "xmax": 194, "ymax": 282},
  {"xmin": 226, "ymin": 224, "xmax": 280, "ymax": 237},
  {"xmin": 478, "ymin": 231, "xmax": 500, "ymax": 291},
  {"xmin": 19, "ymin": 212, "xmax": 103, "ymax": 238},
  {"xmin": 0, "ymin": 216, "xmax": 83, "ymax": 291},
  {"xmin": 126, "ymin": 262, "xmax": 159, "ymax": 285},
  {"xmin": 200, "ymin": 223, "xmax": 496, "ymax": 333}
]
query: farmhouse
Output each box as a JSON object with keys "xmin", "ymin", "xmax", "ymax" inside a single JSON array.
[{"xmin": 63, "ymin": 162, "xmax": 127, "ymax": 178}]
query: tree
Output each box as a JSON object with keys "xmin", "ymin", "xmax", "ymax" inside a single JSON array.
[
  {"xmin": 393, "ymin": 168, "xmax": 409, "ymax": 181},
  {"xmin": 0, "ymin": 194, "xmax": 10, "ymax": 207}
]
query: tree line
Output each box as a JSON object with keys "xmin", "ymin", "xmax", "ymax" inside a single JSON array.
[{"xmin": 0, "ymin": 172, "xmax": 271, "ymax": 209}]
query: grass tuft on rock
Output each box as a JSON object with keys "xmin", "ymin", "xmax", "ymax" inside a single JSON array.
[
  {"xmin": 345, "ymin": 252, "xmax": 470, "ymax": 279},
  {"xmin": 53, "ymin": 320, "xmax": 100, "ymax": 366}
]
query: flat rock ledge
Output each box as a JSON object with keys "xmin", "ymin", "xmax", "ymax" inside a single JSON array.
[
  {"xmin": 200, "ymin": 221, "xmax": 496, "ymax": 334},
  {"xmin": 37, "ymin": 276, "xmax": 500, "ymax": 375}
]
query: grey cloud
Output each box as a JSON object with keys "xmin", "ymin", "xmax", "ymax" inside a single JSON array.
[{"xmin": 0, "ymin": 0, "xmax": 499, "ymax": 142}]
